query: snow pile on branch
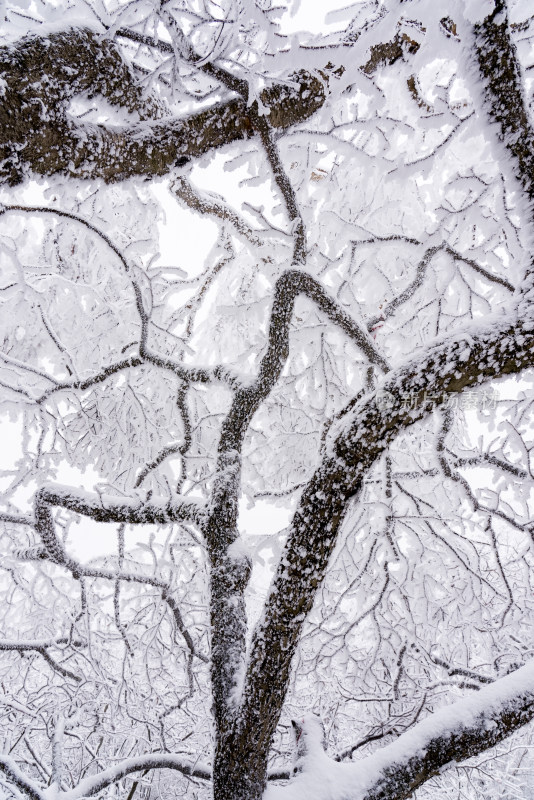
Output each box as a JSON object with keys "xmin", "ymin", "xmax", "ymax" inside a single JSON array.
[{"xmin": 266, "ymin": 660, "xmax": 534, "ymax": 800}]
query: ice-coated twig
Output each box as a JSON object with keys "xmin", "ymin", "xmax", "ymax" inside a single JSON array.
[
  {"xmin": 171, "ymin": 176, "xmax": 264, "ymax": 248},
  {"xmin": 430, "ymin": 654, "xmax": 494, "ymax": 685},
  {"xmin": 0, "ymin": 637, "xmax": 83, "ymax": 682},
  {"xmin": 114, "ymin": 525, "xmax": 133, "ymax": 656},
  {"xmin": 0, "ymin": 755, "xmax": 44, "ymax": 800},
  {"xmin": 0, "ymin": 205, "xmax": 238, "ymax": 393},
  {"xmin": 364, "ymin": 241, "xmax": 514, "ymax": 332},
  {"xmin": 334, "ymin": 694, "xmax": 427, "ymax": 762}
]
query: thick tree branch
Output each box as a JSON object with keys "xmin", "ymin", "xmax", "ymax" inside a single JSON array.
[
  {"xmin": 232, "ymin": 303, "xmax": 534, "ymax": 798},
  {"xmin": 0, "ymin": 27, "xmax": 325, "ymax": 184},
  {"xmin": 217, "ymin": 268, "xmax": 389, "ymax": 462},
  {"xmin": 473, "ymin": 2, "xmax": 534, "ymax": 203},
  {"xmin": 264, "ymin": 661, "xmax": 534, "ymax": 800},
  {"xmin": 0, "ymin": 756, "xmax": 44, "ymax": 800},
  {"xmin": 35, "ymin": 485, "xmax": 205, "ymax": 530}
]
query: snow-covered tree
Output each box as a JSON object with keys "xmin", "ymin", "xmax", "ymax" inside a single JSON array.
[{"xmin": 0, "ymin": 1, "xmax": 534, "ymax": 799}]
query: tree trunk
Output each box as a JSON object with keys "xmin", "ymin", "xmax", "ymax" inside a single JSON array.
[{"xmin": 213, "ymin": 735, "xmax": 267, "ymax": 800}]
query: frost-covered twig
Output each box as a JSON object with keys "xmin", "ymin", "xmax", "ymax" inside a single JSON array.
[
  {"xmin": 171, "ymin": 176, "xmax": 264, "ymax": 247},
  {"xmin": 452, "ymin": 451, "xmax": 527, "ymax": 477},
  {"xmin": 33, "ymin": 489, "xmax": 207, "ymax": 662},
  {"xmin": 0, "ymin": 511, "xmax": 34, "ymax": 527},
  {"xmin": 0, "ymin": 637, "xmax": 83, "ymax": 682},
  {"xmin": 364, "ymin": 241, "xmax": 513, "ymax": 331},
  {"xmin": 334, "ymin": 693, "xmax": 427, "ymax": 761},
  {"xmin": 0, "ymin": 755, "xmax": 44, "ymax": 800},
  {"xmin": 430, "ymin": 654, "xmax": 494, "ymax": 685},
  {"xmin": 58, "ymin": 753, "xmax": 211, "ymax": 799},
  {"xmin": 135, "ymin": 379, "xmax": 193, "ymax": 490}
]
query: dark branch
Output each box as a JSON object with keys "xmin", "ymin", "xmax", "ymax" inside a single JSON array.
[
  {"xmin": 35, "ymin": 485, "xmax": 205, "ymax": 533},
  {"xmin": 0, "ymin": 27, "xmax": 325, "ymax": 185},
  {"xmin": 0, "ymin": 757, "xmax": 44, "ymax": 800},
  {"xmin": 234, "ymin": 303, "xmax": 534, "ymax": 796},
  {"xmin": 473, "ymin": 3, "xmax": 534, "ymax": 203}
]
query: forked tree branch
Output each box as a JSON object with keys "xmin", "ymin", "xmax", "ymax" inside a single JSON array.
[
  {"xmin": 32, "ymin": 498, "xmax": 208, "ymax": 663},
  {"xmin": 231, "ymin": 301, "xmax": 534, "ymax": 798},
  {"xmin": 0, "ymin": 637, "xmax": 85, "ymax": 682}
]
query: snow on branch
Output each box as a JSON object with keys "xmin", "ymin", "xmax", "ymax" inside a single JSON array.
[
  {"xmin": 265, "ymin": 660, "xmax": 534, "ymax": 800},
  {"xmin": 0, "ymin": 637, "xmax": 83, "ymax": 683},
  {"xmin": 236, "ymin": 302, "xmax": 534, "ymax": 786},
  {"xmin": 35, "ymin": 484, "xmax": 205, "ymax": 532},
  {"xmin": 0, "ymin": 752, "xmax": 210, "ymax": 800},
  {"xmin": 0, "ymin": 511, "xmax": 34, "ymax": 527},
  {"xmin": 32, "ymin": 486, "xmax": 208, "ymax": 662},
  {"xmin": 0, "ymin": 756, "xmax": 44, "ymax": 800},
  {"xmin": 171, "ymin": 176, "xmax": 264, "ymax": 248},
  {"xmin": 364, "ymin": 240, "xmax": 514, "ymax": 332},
  {"xmin": 218, "ymin": 268, "xmax": 389, "ymax": 458},
  {"xmin": 0, "ymin": 27, "xmax": 325, "ymax": 185},
  {"xmin": 473, "ymin": 1, "xmax": 534, "ymax": 204},
  {"xmin": 61, "ymin": 753, "xmax": 211, "ymax": 799}
]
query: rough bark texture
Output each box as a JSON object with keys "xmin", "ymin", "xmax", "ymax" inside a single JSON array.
[
  {"xmin": 473, "ymin": 0, "xmax": 534, "ymax": 202},
  {"xmin": 0, "ymin": 27, "xmax": 325, "ymax": 185},
  {"xmin": 227, "ymin": 312, "xmax": 534, "ymax": 800},
  {"xmin": 360, "ymin": 688, "xmax": 534, "ymax": 800},
  {"xmin": 3, "ymin": 4, "xmax": 534, "ymax": 800}
]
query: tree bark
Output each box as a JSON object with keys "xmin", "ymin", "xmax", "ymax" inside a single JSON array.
[
  {"xmin": 215, "ymin": 307, "xmax": 534, "ymax": 799},
  {"xmin": 473, "ymin": 0, "xmax": 534, "ymax": 202},
  {"xmin": 0, "ymin": 27, "xmax": 325, "ymax": 185}
]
